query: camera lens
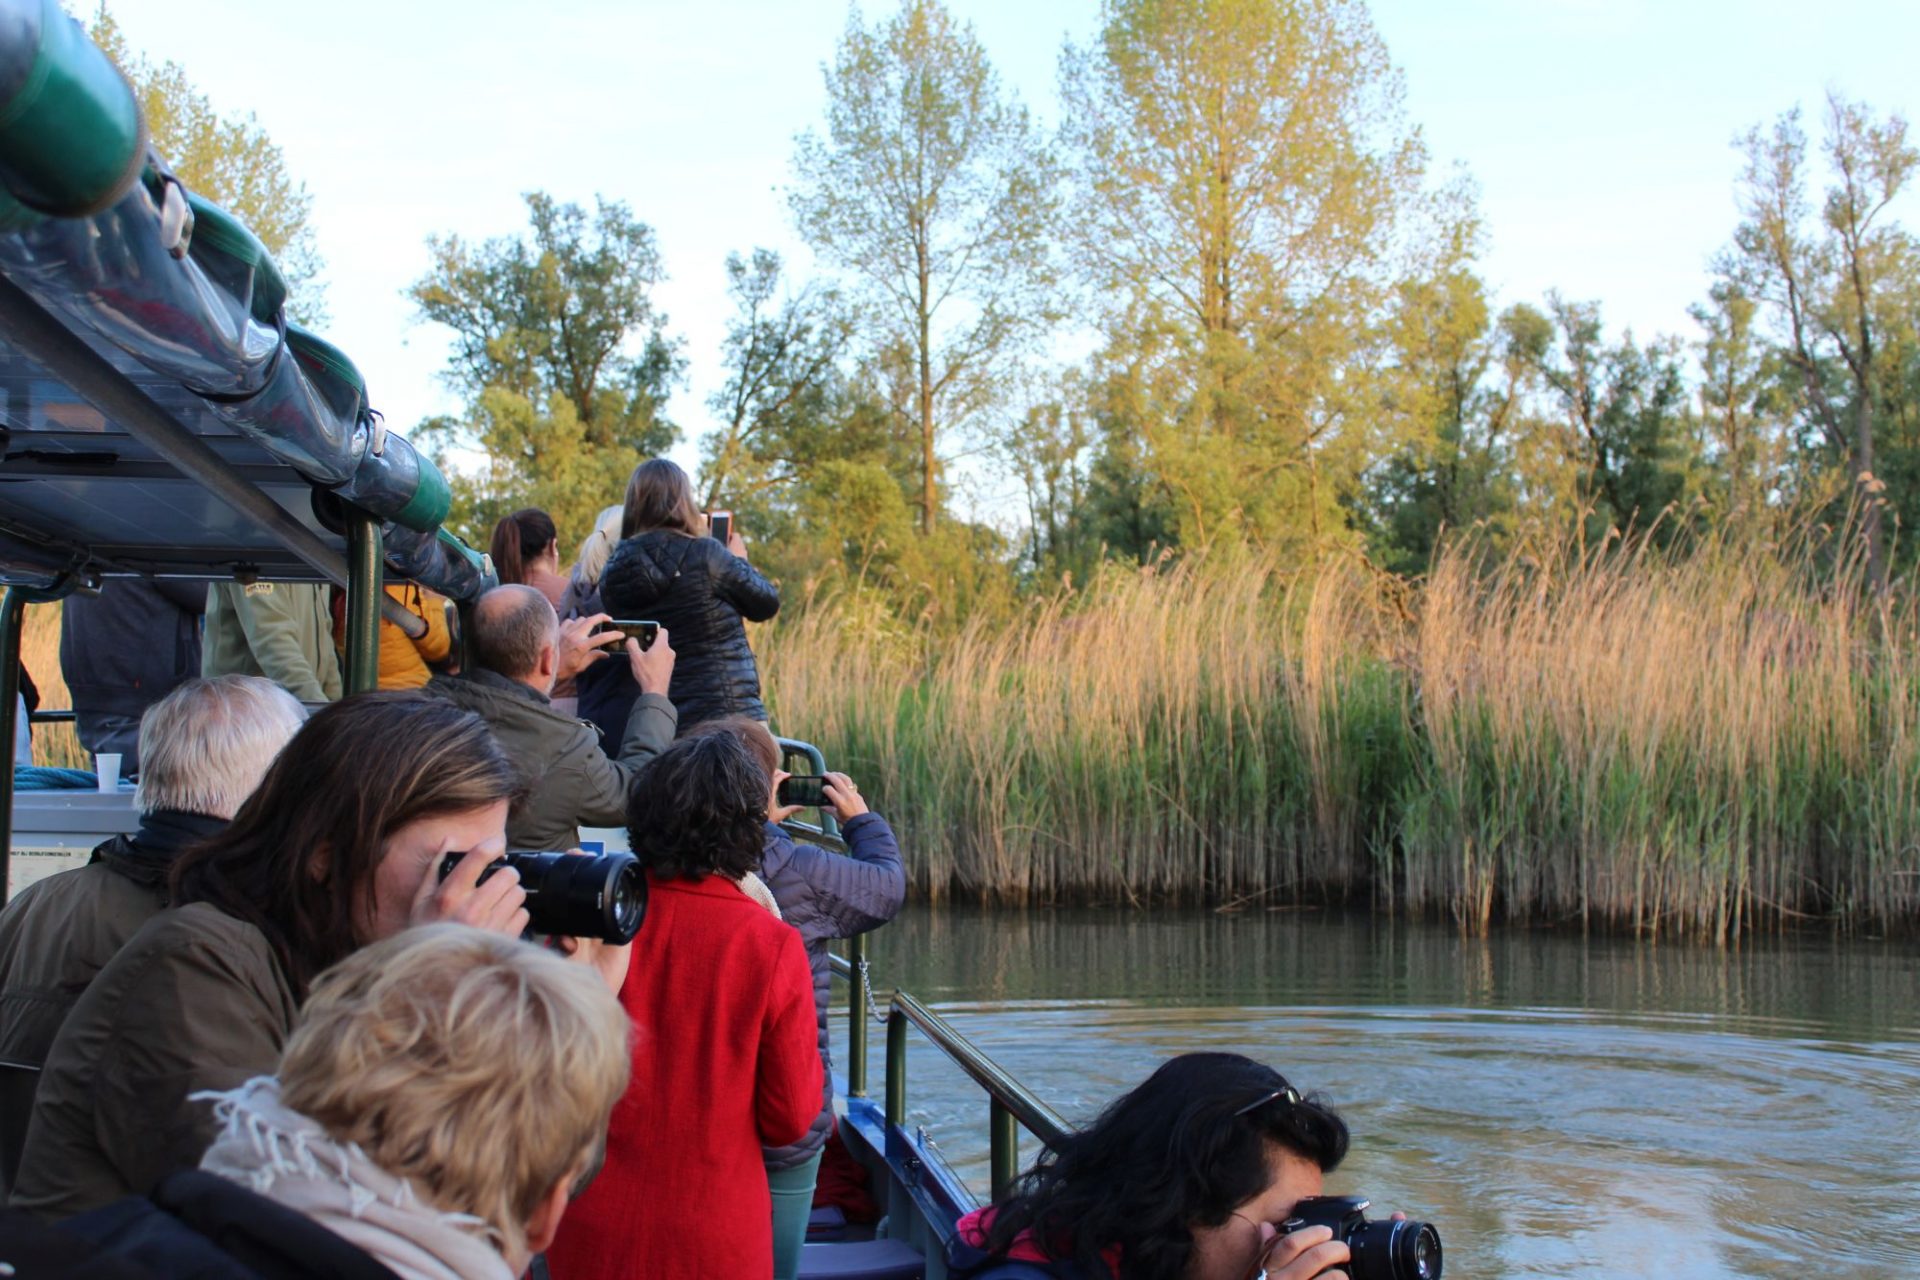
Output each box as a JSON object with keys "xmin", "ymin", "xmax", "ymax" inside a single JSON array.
[
  {"xmin": 1347, "ymin": 1217, "xmax": 1441, "ymax": 1280},
  {"xmin": 439, "ymin": 851, "xmax": 647, "ymax": 944}
]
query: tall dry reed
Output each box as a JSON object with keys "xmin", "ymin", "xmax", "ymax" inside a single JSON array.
[{"xmin": 761, "ymin": 535, "xmax": 1920, "ymax": 939}]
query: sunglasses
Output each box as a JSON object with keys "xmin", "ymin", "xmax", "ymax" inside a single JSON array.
[{"xmin": 1233, "ymin": 1083, "xmax": 1302, "ymax": 1117}]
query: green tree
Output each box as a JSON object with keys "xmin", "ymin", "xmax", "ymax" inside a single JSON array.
[
  {"xmin": 89, "ymin": 7, "xmax": 326, "ymax": 320},
  {"xmin": 701, "ymin": 249, "xmax": 856, "ymax": 511},
  {"xmin": 1524, "ymin": 295, "xmax": 1700, "ymax": 544},
  {"xmin": 410, "ymin": 193, "xmax": 681, "ymax": 546},
  {"xmin": 790, "ymin": 0, "xmax": 1059, "ymax": 535},
  {"xmin": 1059, "ymin": 0, "xmax": 1428, "ymax": 551},
  {"xmin": 1725, "ymin": 94, "xmax": 1917, "ymax": 591},
  {"xmin": 1690, "ymin": 282, "xmax": 1791, "ymax": 520}
]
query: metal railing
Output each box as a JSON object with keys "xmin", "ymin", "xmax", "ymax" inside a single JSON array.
[{"xmin": 829, "ymin": 951, "xmax": 1070, "ymax": 1201}]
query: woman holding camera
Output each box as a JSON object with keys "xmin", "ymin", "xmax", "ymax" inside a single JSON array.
[
  {"xmin": 10, "ymin": 693, "xmax": 624, "ymax": 1221},
  {"xmin": 600, "ymin": 459, "xmax": 779, "ymax": 733},
  {"xmin": 949, "ymin": 1053, "xmax": 1363, "ymax": 1280},
  {"xmin": 545, "ymin": 732, "xmax": 822, "ymax": 1280}
]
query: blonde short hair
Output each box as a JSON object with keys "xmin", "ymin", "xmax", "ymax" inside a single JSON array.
[
  {"xmin": 136, "ymin": 675, "xmax": 306, "ymax": 818},
  {"xmin": 278, "ymin": 925, "xmax": 631, "ymax": 1258}
]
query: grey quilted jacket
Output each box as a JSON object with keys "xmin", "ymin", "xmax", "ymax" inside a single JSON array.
[{"xmin": 759, "ymin": 812, "xmax": 906, "ymax": 1170}]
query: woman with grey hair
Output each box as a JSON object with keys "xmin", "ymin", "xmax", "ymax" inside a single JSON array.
[{"xmin": 0, "ymin": 675, "xmax": 306, "ymax": 1193}]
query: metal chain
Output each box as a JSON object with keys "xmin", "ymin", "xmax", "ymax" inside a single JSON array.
[{"xmin": 857, "ymin": 954, "xmax": 888, "ymax": 1027}]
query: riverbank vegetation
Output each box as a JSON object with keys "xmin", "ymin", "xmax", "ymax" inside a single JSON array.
[{"xmin": 762, "ymin": 523, "xmax": 1919, "ymax": 942}]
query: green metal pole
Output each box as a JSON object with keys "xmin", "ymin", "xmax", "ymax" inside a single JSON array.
[
  {"xmin": 990, "ymin": 1098, "xmax": 1020, "ymax": 1203},
  {"xmin": 343, "ymin": 511, "xmax": 383, "ymax": 695},
  {"xmin": 885, "ymin": 1008, "xmax": 908, "ymax": 1129},
  {"xmin": 847, "ymin": 932, "xmax": 869, "ymax": 1098},
  {"xmin": 0, "ymin": 588, "xmax": 24, "ymax": 902}
]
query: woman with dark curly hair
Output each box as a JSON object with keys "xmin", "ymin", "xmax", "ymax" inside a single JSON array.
[
  {"xmin": 544, "ymin": 732, "xmax": 822, "ymax": 1280},
  {"xmin": 949, "ymin": 1053, "xmax": 1360, "ymax": 1280}
]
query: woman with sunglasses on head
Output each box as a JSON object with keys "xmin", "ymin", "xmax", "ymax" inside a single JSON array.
[{"xmin": 950, "ymin": 1053, "xmax": 1367, "ymax": 1280}]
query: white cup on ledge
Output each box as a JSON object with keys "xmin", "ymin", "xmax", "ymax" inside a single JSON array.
[{"xmin": 95, "ymin": 753, "xmax": 121, "ymax": 793}]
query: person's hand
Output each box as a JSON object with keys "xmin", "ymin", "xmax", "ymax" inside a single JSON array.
[
  {"xmin": 768, "ymin": 768, "xmax": 804, "ymax": 824},
  {"xmin": 727, "ymin": 527, "xmax": 749, "ymax": 560},
  {"xmin": 1253, "ymin": 1226, "xmax": 1348, "ymax": 1280},
  {"xmin": 548, "ymin": 849, "xmax": 632, "ymax": 995},
  {"xmin": 410, "ymin": 846, "xmax": 528, "ymax": 938},
  {"xmin": 823, "ymin": 771, "xmax": 868, "ymax": 821},
  {"xmin": 558, "ymin": 614, "xmax": 623, "ymax": 681},
  {"xmin": 627, "ymin": 626, "xmax": 675, "ymax": 696}
]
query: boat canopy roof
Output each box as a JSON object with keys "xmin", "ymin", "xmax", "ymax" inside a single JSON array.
[{"xmin": 0, "ymin": 0, "xmax": 492, "ymax": 602}]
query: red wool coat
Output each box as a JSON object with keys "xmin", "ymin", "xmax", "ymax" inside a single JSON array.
[{"xmin": 547, "ymin": 872, "xmax": 823, "ymax": 1280}]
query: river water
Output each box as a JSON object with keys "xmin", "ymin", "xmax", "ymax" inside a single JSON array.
[{"xmin": 832, "ymin": 907, "xmax": 1920, "ymax": 1279}]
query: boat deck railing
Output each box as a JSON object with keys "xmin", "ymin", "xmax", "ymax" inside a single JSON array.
[{"xmin": 828, "ymin": 951, "xmax": 1070, "ymax": 1202}]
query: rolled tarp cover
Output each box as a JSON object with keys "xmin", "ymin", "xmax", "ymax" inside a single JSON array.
[
  {"xmin": 0, "ymin": 6, "xmax": 486, "ymax": 599},
  {"xmin": 0, "ymin": 0, "xmax": 143, "ymax": 221}
]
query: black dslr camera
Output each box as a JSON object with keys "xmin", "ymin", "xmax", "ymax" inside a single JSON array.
[
  {"xmin": 437, "ymin": 850, "xmax": 647, "ymax": 945},
  {"xmin": 1277, "ymin": 1196, "xmax": 1441, "ymax": 1280}
]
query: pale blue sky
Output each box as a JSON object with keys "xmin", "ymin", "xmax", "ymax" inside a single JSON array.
[{"xmin": 97, "ymin": 0, "xmax": 1920, "ymax": 520}]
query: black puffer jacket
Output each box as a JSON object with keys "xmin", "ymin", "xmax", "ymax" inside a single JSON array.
[{"xmin": 600, "ymin": 531, "xmax": 780, "ymax": 730}]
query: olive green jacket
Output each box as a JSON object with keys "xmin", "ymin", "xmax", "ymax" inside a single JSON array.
[
  {"xmin": 8, "ymin": 903, "xmax": 299, "ymax": 1219},
  {"xmin": 203, "ymin": 582, "xmax": 343, "ymax": 704},
  {"xmin": 426, "ymin": 668, "xmax": 676, "ymax": 852}
]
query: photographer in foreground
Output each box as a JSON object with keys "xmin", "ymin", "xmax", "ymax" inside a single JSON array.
[
  {"xmin": 951, "ymin": 1053, "xmax": 1429, "ymax": 1280},
  {"xmin": 8, "ymin": 694, "xmax": 604, "ymax": 1220},
  {"xmin": 68, "ymin": 924, "xmax": 630, "ymax": 1280}
]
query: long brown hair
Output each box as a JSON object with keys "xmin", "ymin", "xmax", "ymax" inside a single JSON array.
[
  {"xmin": 170, "ymin": 692, "xmax": 523, "ymax": 995},
  {"xmin": 490, "ymin": 508, "xmax": 558, "ymax": 585},
  {"xmin": 620, "ymin": 459, "xmax": 704, "ymax": 540}
]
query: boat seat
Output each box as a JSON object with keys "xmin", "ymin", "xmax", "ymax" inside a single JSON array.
[
  {"xmin": 797, "ymin": 1238, "xmax": 925, "ymax": 1279},
  {"xmin": 807, "ymin": 1205, "xmax": 850, "ymax": 1241}
]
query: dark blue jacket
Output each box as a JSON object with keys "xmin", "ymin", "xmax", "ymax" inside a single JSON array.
[
  {"xmin": 64, "ymin": 1169, "xmax": 399, "ymax": 1279},
  {"xmin": 760, "ymin": 812, "xmax": 906, "ymax": 1171},
  {"xmin": 599, "ymin": 531, "xmax": 779, "ymax": 730},
  {"xmin": 59, "ymin": 580, "xmax": 204, "ymax": 719}
]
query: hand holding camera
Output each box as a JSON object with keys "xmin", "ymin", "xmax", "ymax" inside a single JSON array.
[
  {"xmin": 558, "ymin": 613, "xmax": 624, "ymax": 680},
  {"xmin": 412, "ymin": 846, "xmax": 529, "ymax": 939},
  {"xmin": 774, "ymin": 770, "xmax": 869, "ymax": 822},
  {"xmin": 1267, "ymin": 1198, "xmax": 1438, "ymax": 1280},
  {"xmin": 626, "ymin": 623, "xmax": 674, "ymax": 695}
]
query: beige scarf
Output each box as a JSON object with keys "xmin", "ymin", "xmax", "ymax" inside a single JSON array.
[{"xmin": 736, "ymin": 870, "xmax": 781, "ymax": 918}]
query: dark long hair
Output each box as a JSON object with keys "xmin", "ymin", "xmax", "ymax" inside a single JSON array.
[
  {"xmin": 626, "ymin": 732, "xmax": 769, "ymax": 881},
  {"xmin": 170, "ymin": 692, "xmax": 522, "ymax": 996},
  {"xmin": 490, "ymin": 508, "xmax": 558, "ymax": 585},
  {"xmin": 983, "ymin": 1053, "xmax": 1349, "ymax": 1280},
  {"xmin": 620, "ymin": 459, "xmax": 703, "ymax": 540}
]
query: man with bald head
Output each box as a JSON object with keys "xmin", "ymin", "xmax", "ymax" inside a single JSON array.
[{"xmin": 429, "ymin": 584, "xmax": 677, "ymax": 850}]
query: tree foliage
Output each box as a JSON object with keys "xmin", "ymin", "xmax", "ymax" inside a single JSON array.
[
  {"xmin": 791, "ymin": 0, "xmax": 1059, "ymax": 534},
  {"xmin": 409, "ymin": 193, "xmax": 681, "ymax": 547}
]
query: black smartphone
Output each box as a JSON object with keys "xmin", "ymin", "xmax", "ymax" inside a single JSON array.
[
  {"xmin": 708, "ymin": 510, "xmax": 732, "ymax": 546},
  {"xmin": 778, "ymin": 774, "xmax": 830, "ymax": 808},
  {"xmin": 592, "ymin": 619, "xmax": 659, "ymax": 649}
]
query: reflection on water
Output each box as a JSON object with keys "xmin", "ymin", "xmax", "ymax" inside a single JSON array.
[{"xmin": 832, "ymin": 908, "xmax": 1920, "ymax": 1279}]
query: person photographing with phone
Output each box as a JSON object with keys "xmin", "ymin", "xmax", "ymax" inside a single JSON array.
[
  {"xmin": 428, "ymin": 585, "xmax": 679, "ymax": 851},
  {"xmin": 600, "ymin": 459, "xmax": 780, "ymax": 733}
]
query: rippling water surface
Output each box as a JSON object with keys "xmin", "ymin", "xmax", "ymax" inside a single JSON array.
[{"xmin": 830, "ymin": 908, "xmax": 1920, "ymax": 1278}]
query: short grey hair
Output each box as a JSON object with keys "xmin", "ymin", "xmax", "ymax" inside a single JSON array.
[
  {"xmin": 136, "ymin": 676, "xmax": 307, "ymax": 819},
  {"xmin": 472, "ymin": 585, "xmax": 558, "ymax": 680}
]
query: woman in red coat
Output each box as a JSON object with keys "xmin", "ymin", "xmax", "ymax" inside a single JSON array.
[{"xmin": 546, "ymin": 732, "xmax": 822, "ymax": 1280}]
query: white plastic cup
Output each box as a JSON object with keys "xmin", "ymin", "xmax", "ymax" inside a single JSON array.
[{"xmin": 96, "ymin": 753, "xmax": 122, "ymax": 793}]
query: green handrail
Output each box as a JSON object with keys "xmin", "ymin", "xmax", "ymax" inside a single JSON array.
[{"xmin": 828, "ymin": 952, "xmax": 1071, "ymax": 1202}]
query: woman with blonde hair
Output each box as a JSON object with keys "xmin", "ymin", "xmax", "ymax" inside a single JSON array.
[
  {"xmin": 560, "ymin": 504, "xmax": 626, "ymax": 727},
  {"xmin": 600, "ymin": 459, "xmax": 780, "ymax": 732},
  {"xmin": 65, "ymin": 924, "xmax": 631, "ymax": 1280}
]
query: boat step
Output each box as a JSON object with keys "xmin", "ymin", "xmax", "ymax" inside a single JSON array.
[{"xmin": 798, "ymin": 1238, "xmax": 925, "ymax": 1279}]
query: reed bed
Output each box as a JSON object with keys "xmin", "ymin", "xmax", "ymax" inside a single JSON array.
[
  {"xmin": 18, "ymin": 603, "xmax": 88, "ymax": 769},
  {"xmin": 761, "ymin": 537, "xmax": 1920, "ymax": 940}
]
